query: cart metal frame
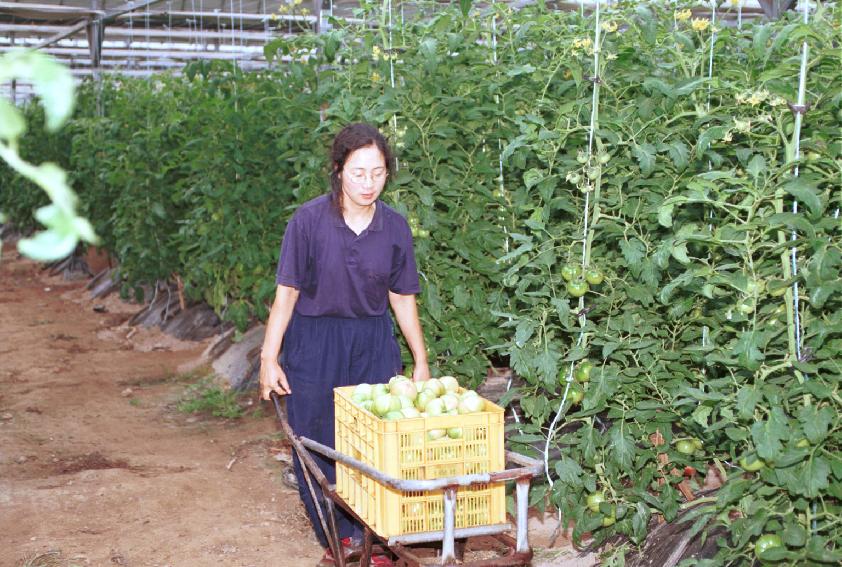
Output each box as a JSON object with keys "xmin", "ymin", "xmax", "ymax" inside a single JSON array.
[{"xmin": 270, "ymin": 392, "xmax": 543, "ymax": 567}]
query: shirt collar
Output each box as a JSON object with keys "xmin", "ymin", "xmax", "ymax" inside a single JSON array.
[{"xmin": 331, "ymin": 200, "xmax": 384, "ymax": 233}]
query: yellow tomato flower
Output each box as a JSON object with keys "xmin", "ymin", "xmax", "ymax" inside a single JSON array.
[
  {"xmin": 692, "ymin": 18, "xmax": 710, "ymax": 32},
  {"xmin": 769, "ymin": 95, "xmax": 786, "ymax": 107},
  {"xmin": 675, "ymin": 9, "xmax": 692, "ymax": 22},
  {"xmin": 606, "ymin": 53, "xmax": 617, "ymax": 60},
  {"xmin": 372, "ymin": 45, "xmax": 382, "ymax": 61},
  {"xmin": 734, "ymin": 118, "xmax": 751, "ymax": 133},
  {"xmin": 294, "ymin": 0, "xmax": 302, "ymax": 5},
  {"xmin": 371, "ymin": 72, "xmax": 381, "ymax": 82},
  {"xmin": 723, "ymin": 131, "xmax": 733, "ymax": 143},
  {"xmin": 601, "ymin": 21, "xmax": 618, "ymax": 33},
  {"xmin": 300, "ymin": 7, "xmax": 309, "ymax": 14}
]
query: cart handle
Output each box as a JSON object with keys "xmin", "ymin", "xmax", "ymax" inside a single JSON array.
[{"xmin": 298, "ymin": 436, "xmax": 543, "ymax": 492}]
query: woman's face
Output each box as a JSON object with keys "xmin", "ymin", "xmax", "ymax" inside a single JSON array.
[{"xmin": 339, "ymin": 144, "xmax": 388, "ymax": 212}]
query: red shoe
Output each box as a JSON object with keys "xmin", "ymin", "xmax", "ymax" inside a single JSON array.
[
  {"xmin": 317, "ymin": 538, "xmax": 394, "ymax": 567},
  {"xmin": 370, "ymin": 554, "xmax": 395, "ymax": 567},
  {"xmin": 317, "ymin": 537, "xmax": 361, "ymax": 566}
]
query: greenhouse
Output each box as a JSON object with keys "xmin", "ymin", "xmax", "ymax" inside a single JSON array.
[{"xmin": 1, "ymin": 1, "xmax": 839, "ymax": 566}]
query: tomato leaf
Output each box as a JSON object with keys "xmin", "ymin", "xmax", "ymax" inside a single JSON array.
[
  {"xmin": 798, "ymin": 405, "xmax": 833, "ymax": 444},
  {"xmin": 554, "ymin": 456, "xmax": 584, "ymax": 487},
  {"xmin": 751, "ymin": 406, "xmax": 788, "ymax": 461},
  {"xmin": 632, "ymin": 143, "xmax": 657, "ymax": 177},
  {"xmin": 608, "ymin": 423, "xmax": 636, "ymax": 471},
  {"xmin": 782, "ymin": 175, "xmax": 825, "ymax": 218}
]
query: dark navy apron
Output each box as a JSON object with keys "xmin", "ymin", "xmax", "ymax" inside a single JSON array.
[{"xmin": 280, "ymin": 311, "xmax": 402, "ymax": 547}]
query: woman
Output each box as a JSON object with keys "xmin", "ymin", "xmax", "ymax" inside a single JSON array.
[{"xmin": 259, "ymin": 123, "xmax": 430, "ymax": 566}]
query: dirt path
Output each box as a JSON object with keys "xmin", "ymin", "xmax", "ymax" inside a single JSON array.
[{"xmin": 0, "ymin": 249, "xmax": 324, "ymax": 567}]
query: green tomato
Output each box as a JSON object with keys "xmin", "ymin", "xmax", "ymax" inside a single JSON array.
[
  {"xmin": 585, "ymin": 268, "xmax": 604, "ymax": 285},
  {"xmin": 754, "ymin": 534, "xmax": 783, "ymax": 557},
  {"xmin": 598, "ymin": 152, "xmax": 611, "ymax": 165},
  {"xmin": 675, "ymin": 439, "xmax": 697, "ymax": 455},
  {"xmin": 574, "ymin": 361, "xmax": 593, "ymax": 383},
  {"xmin": 601, "ymin": 506, "xmax": 617, "ymax": 527},
  {"xmin": 739, "ymin": 455, "xmax": 766, "ymax": 472},
  {"xmin": 586, "ymin": 491, "xmax": 605, "ymax": 513},
  {"xmin": 586, "ymin": 166, "xmax": 600, "ymax": 180},
  {"xmin": 561, "ymin": 264, "xmax": 582, "ymax": 282},
  {"xmin": 738, "ymin": 299, "xmax": 755, "ymax": 315},
  {"xmin": 567, "ymin": 172, "xmax": 581, "ymax": 184},
  {"xmin": 576, "ymin": 151, "xmax": 589, "ymax": 164},
  {"xmin": 567, "ymin": 278, "xmax": 589, "ymax": 298},
  {"xmin": 795, "ymin": 438, "xmax": 810, "ymax": 448},
  {"xmin": 566, "ymin": 383, "xmax": 585, "ymax": 405},
  {"xmin": 691, "ymin": 438, "xmax": 703, "ymax": 451}
]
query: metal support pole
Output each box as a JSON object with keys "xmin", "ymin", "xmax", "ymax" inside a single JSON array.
[
  {"xmin": 360, "ymin": 528, "xmax": 373, "ymax": 567},
  {"xmin": 8, "ymin": 32, "xmax": 15, "ymax": 104},
  {"xmin": 324, "ymin": 497, "xmax": 347, "ymax": 567},
  {"xmin": 441, "ymin": 486, "xmax": 457, "ymax": 564},
  {"xmin": 312, "ymin": 0, "xmax": 321, "ymax": 33},
  {"xmin": 515, "ymin": 478, "xmax": 530, "ymax": 553}
]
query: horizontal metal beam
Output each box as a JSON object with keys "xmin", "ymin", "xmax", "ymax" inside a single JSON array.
[
  {"xmin": 0, "ymin": 23, "xmax": 278, "ymax": 42},
  {"xmin": 33, "ymin": 0, "xmax": 169, "ymax": 49},
  {"xmin": 0, "ymin": 1, "xmax": 105, "ymax": 17},
  {"xmin": 114, "ymin": 9, "xmax": 315, "ymax": 23},
  {"xmin": 2, "ymin": 45, "xmax": 265, "ymax": 60}
]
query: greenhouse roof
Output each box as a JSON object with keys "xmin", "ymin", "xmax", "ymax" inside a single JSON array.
[{"xmin": 2, "ymin": 1, "xmax": 772, "ymax": 101}]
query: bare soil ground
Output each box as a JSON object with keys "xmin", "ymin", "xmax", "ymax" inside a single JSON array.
[
  {"xmin": 0, "ymin": 250, "xmax": 324, "ymax": 567},
  {"xmin": 0, "ymin": 247, "xmax": 597, "ymax": 567}
]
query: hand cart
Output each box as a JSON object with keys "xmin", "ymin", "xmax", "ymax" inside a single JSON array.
[{"xmin": 270, "ymin": 392, "xmax": 543, "ymax": 567}]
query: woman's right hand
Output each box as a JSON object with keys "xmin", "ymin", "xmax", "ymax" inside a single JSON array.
[{"xmin": 259, "ymin": 358, "xmax": 291, "ymax": 400}]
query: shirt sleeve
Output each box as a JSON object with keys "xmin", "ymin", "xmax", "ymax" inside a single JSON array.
[
  {"xmin": 275, "ymin": 212, "xmax": 309, "ymax": 288},
  {"xmin": 389, "ymin": 217, "xmax": 422, "ymax": 294}
]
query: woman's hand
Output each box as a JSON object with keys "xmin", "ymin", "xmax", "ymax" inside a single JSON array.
[
  {"xmin": 260, "ymin": 358, "xmax": 291, "ymax": 400},
  {"xmin": 411, "ymin": 362, "xmax": 431, "ymax": 383}
]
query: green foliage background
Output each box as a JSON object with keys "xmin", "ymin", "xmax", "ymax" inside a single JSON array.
[{"xmin": 1, "ymin": 2, "xmax": 840, "ymax": 563}]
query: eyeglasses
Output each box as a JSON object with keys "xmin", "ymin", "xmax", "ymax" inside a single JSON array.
[{"xmin": 344, "ymin": 167, "xmax": 388, "ymax": 184}]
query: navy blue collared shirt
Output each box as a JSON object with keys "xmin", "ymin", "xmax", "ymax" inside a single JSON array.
[{"xmin": 275, "ymin": 194, "xmax": 421, "ymax": 318}]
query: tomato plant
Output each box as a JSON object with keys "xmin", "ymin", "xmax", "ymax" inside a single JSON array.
[{"xmin": 3, "ymin": 1, "xmax": 840, "ymax": 564}]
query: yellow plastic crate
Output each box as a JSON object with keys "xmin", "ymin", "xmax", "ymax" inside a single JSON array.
[{"xmin": 334, "ymin": 385, "xmax": 506, "ymax": 538}]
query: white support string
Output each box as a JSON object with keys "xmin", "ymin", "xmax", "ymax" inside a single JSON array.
[
  {"xmin": 230, "ymin": 8, "xmax": 237, "ymax": 52},
  {"xmin": 239, "ymin": 0, "xmax": 244, "ymax": 51},
  {"xmin": 190, "ymin": 0, "xmax": 197, "ymax": 51},
  {"xmin": 702, "ymin": 1, "xmax": 718, "ymax": 348},
  {"xmin": 544, "ymin": 0, "xmax": 602, "ymax": 487},
  {"xmin": 786, "ymin": 0, "xmax": 815, "ymax": 535},
  {"xmin": 167, "ymin": 2, "xmax": 173, "ymax": 51},
  {"xmin": 706, "ymin": 1, "xmax": 717, "ymax": 113},
  {"xmin": 387, "ymin": 0, "xmax": 398, "ymax": 172},
  {"xmin": 127, "ymin": 2, "xmax": 135, "ymax": 70},
  {"xmin": 490, "ymin": 13, "xmax": 520, "ymax": 430},
  {"xmin": 145, "ymin": 1, "xmax": 151, "ymax": 72},
  {"xmin": 789, "ymin": 0, "xmax": 811, "ymax": 365}
]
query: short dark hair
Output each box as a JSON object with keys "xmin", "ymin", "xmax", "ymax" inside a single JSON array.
[{"xmin": 329, "ymin": 123, "xmax": 394, "ymax": 212}]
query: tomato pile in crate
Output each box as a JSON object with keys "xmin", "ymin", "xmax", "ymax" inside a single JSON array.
[{"xmin": 334, "ymin": 376, "xmax": 506, "ymax": 538}]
